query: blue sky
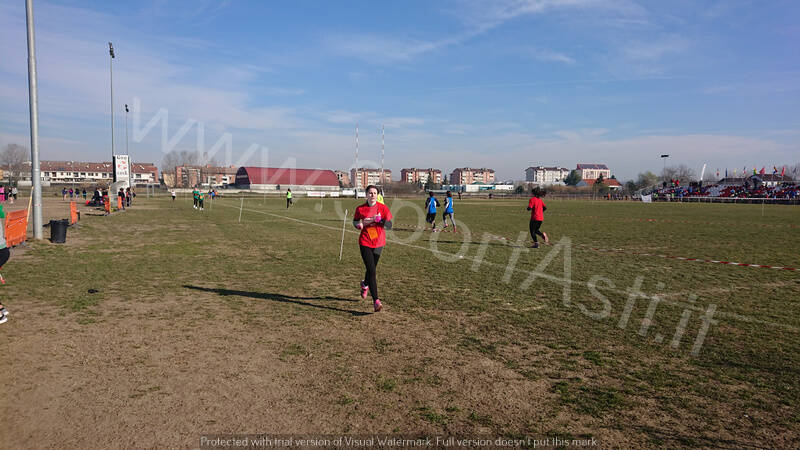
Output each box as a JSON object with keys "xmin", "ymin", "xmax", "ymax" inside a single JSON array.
[{"xmin": 1, "ymin": 0, "xmax": 798, "ymax": 181}]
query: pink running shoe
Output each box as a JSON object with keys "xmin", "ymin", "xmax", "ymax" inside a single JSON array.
[
  {"xmin": 373, "ymin": 299, "xmax": 383, "ymax": 312},
  {"xmin": 360, "ymin": 281, "xmax": 369, "ymax": 300}
]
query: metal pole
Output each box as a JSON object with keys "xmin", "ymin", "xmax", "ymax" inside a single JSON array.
[
  {"xmin": 109, "ymin": 42, "xmax": 115, "ymax": 179},
  {"xmin": 26, "ymin": 0, "xmax": 43, "ymax": 239},
  {"xmin": 381, "ymin": 124, "xmax": 385, "ymax": 188},
  {"xmin": 354, "ymin": 123, "xmax": 359, "ymax": 189},
  {"xmin": 125, "ymin": 105, "xmax": 131, "ymax": 188}
]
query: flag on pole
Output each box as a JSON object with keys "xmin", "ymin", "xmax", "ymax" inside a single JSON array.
[
  {"xmin": 773, "ymin": 166, "xmax": 778, "ymax": 174},
  {"xmin": 725, "ymin": 168, "xmax": 728, "ymax": 178},
  {"xmin": 753, "ymin": 167, "xmax": 757, "ymax": 175},
  {"xmin": 760, "ymin": 166, "xmax": 766, "ymax": 175},
  {"xmin": 781, "ymin": 166, "xmax": 786, "ymax": 177},
  {"xmin": 733, "ymin": 168, "xmax": 737, "ymax": 176}
]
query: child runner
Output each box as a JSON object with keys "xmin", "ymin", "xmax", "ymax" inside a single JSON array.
[
  {"xmin": 0, "ymin": 204, "xmax": 9, "ymax": 324},
  {"xmin": 442, "ymin": 190, "xmax": 455, "ymax": 231},
  {"xmin": 353, "ymin": 185, "xmax": 393, "ymax": 312},
  {"xmin": 192, "ymin": 188, "xmax": 199, "ymax": 209},
  {"xmin": 198, "ymin": 191, "xmax": 204, "ymax": 211},
  {"xmin": 526, "ymin": 187, "xmax": 549, "ymax": 248},
  {"xmin": 286, "ymin": 189, "xmax": 293, "ymax": 208},
  {"xmin": 425, "ymin": 191, "xmax": 440, "ymax": 231},
  {"xmin": 171, "ymin": 189, "xmax": 176, "ymax": 201}
]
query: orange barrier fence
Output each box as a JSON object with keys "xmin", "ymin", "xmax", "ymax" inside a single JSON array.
[
  {"xmin": 5, "ymin": 210, "xmax": 28, "ymax": 247},
  {"xmin": 70, "ymin": 201, "xmax": 78, "ymax": 225}
]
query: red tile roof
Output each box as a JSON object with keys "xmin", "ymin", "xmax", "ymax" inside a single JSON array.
[{"xmin": 235, "ymin": 167, "xmax": 339, "ymax": 186}]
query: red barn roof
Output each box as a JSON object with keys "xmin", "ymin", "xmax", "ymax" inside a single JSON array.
[{"xmin": 235, "ymin": 167, "xmax": 338, "ymax": 187}]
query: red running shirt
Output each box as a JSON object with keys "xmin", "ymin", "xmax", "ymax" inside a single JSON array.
[
  {"xmin": 528, "ymin": 197, "xmax": 546, "ymax": 221},
  {"xmin": 353, "ymin": 202, "xmax": 393, "ymax": 248}
]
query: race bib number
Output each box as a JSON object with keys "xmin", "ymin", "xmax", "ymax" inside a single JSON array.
[{"xmin": 367, "ymin": 226, "xmax": 379, "ymax": 240}]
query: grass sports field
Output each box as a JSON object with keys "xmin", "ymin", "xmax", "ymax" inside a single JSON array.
[{"xmin": 1, "ymin": 192, "xmax": 798, "ymax": 448}]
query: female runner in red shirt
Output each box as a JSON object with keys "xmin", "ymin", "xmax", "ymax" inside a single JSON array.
[{"xmin": 353, "ymin": 185, "xmax": 393, "ymax": 312}]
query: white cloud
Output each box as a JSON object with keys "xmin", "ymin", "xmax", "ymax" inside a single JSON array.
[
  {"xmin": 622, "ymin": 35, "xmax": 689, "ymax": 61},
  {"xmin": 530, "ymin": 48, "xmax": 576, "ymax": 64}
]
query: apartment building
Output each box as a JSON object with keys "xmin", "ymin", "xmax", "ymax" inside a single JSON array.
[
  {"xmin": 400, "ymin": 168, "xmax": 442, "ymax": 185},
  {"xmin": 449, "ymin": 167, "xmax": 495, "ymax": 185}
]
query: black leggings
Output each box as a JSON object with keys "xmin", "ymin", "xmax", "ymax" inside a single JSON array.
[
  {"xmin": 0, "ymin": 247, "xmax": 10, "ymax": 268},
  {"xmin": 360, "ymin": 245, "xmax": 383, "ymax": 300},
  {"xmin": 529, "ymin": 220, "xmax": 544, "ymax": 242}
]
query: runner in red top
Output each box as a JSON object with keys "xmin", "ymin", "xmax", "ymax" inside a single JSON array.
[
  {"xmin": 353, "ymin": 185, "xmax": 393, "ymax": 312},
  {"xmin": 526, "ymin": 187, "xmax": 548, "ymax": 248}
]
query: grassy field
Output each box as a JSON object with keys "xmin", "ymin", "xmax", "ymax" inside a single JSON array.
[{"xmin": 1, "ymin": 192, "xmax": 798, "ymax": 448}]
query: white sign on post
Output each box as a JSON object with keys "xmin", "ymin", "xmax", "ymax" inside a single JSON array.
[{"xmin": 113, "ymin": 154, "xmax": 130, "ymax": 187}]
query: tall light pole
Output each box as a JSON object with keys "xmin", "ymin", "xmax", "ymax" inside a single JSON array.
[
  {"xmin": 354, "ymin": 123, "xmax": 359, "ymax": 189},
  {"xmin": 125, "ymin": 104, "xmax": 129, "ymax": 154},
  {"xmin": 109, "ymin": 42, "xmax": 115, "ymax": 180},
  {"xmin": 26, "ymin": 0, "xmax": 43, "ymax": 239},
  {"xmin": 125, "ymin": 104, "xmax": 132, "ymax": 188},
  {"xmin": 661, "ymin": 154, "xmax": 669, "ymax": 186}
]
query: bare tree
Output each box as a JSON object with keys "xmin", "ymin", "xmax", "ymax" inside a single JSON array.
[
  {"xmin": 635, "ymin": 171, "xmax": 659, "ymax": 189},
  {"xmin": 662, "ymin": 164, "xmax": 696, "ymax": 185},
  {"xmin": 0, "ymin": 144, "xmax": 29, "ymax": 185}
]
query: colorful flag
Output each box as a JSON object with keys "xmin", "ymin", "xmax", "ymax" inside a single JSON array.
[
  {"xmin": 773, "ymin": 166, "xmax": 778, "ymax": 174},
  {"xmin": 760, "ymin": 166, "xmax": 766, "ymax": 175},
  {"xmin": 733, "ymin": 168, "xmax": 737, "ymax": 176},
  {"xmin": 781, "ymin": 166, "xmax": 786, "ymax": 177},
  {"xmin": 716, "ymin": 168, "xmax": 720, "ymax": 177},
  {"xmin": 725, "ymin": 169, "xmax": 728, "ymax": 178},
  {"xmin": 753, "ymin": 167, "xmax": 757, "ymax": 175}
]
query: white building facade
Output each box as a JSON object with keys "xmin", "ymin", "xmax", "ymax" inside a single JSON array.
[
  {"xmin": 576, "ymin": 163, "xmax": 611, "ymax": 181},
  {"xmin": 525, "ymin": 166, "xmax": 570, "ymax": 185}
]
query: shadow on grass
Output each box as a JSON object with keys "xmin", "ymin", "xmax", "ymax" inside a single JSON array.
[{"xmin": 184, "ymin": 285, "xmax": 372, "ymax": 316}]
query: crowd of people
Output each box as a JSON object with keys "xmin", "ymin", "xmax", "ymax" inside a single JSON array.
[
  {"xmin": 650, "ymin": 181, "xmax": 800, "ymax": 200},
  {"xmin": 0, "ymin": 186, "xmax": 19, "ymax": 204}
]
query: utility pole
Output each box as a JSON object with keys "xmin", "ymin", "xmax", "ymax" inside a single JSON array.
[
  {"xmin": 109, "ymin": 42, "xmax": 115, "ymax": 180},
  {"xmin": 26, "ymin": 0, "xmax": 43, "ymax": 239}
]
